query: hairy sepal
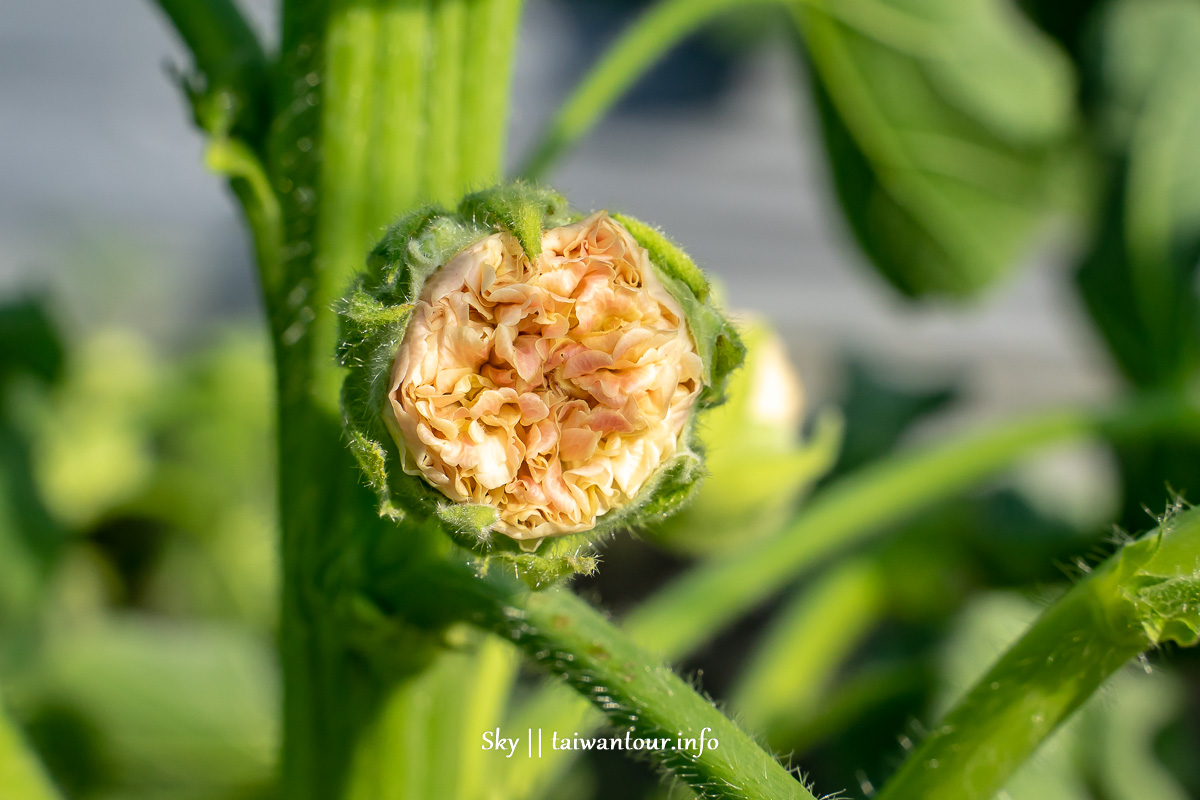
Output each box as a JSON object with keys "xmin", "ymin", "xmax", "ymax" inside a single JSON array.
[{"xmin": 339, "ymin": 185, "xmax": 743, "ymax": 584}]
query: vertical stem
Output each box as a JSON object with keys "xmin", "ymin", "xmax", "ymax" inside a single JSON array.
[
  {"xmin": 268, "ymin": 1, "xmax": 526, "ymax": 797},
  {"xmin": 370, "ymin": 0, "xmax": 430, "ymax": 228},
  {"xmin": 461, "ymin": 0, "xmax": 524, "ymax": 184},
  {"xmin": 423, "ymin": 0, "xmax": 466, "ymax": 204}
]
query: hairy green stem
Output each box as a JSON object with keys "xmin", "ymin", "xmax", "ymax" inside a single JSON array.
[
  {"xmin": 387, "ymin": 565, "xmax": 818, "ymax": 800},
  {"xmin": 876, "ymin": 503, "xmax": 1200, "ymax": 800},
  {"xmin": 150, "ymin": 0, "xmax": 269, "ymax": 145},
  {"xmin": 501, "ymin": 392, "xmax": 1200, "ymax": 798},
  {"xmin": 627, "ymin": 395, "xmax": 1200, "ymax": 657}
]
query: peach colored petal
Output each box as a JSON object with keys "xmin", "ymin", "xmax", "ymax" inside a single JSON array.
[{"xmin": 386, "ymin": 214, "xmax": 703, "ymax": 542}]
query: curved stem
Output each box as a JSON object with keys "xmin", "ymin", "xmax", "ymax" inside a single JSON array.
[
  {"xmin": 518, "ymin": 0, "xmax": 781, "ymax": 180},
  {"xmin": 875, "ymin": 503, "xmax": 1200, "ymax": 800},
  {"xmin": 149, "ymin": 0, "xmax": 269, "ymax": 144},
  {"xmin": 388, "ymin": 565, "xmax": 818, "ymax": 800},
  {"xmin": 626, "ymin": 394, "xmax": 1200, "ymax": 658},
  {"xmin": 500, "ymin": 392, "xmax": 1200, "ymax": 798},
  {"xmin": 730, "ymin": 555, "xmax": 887, "ymax": 733}
]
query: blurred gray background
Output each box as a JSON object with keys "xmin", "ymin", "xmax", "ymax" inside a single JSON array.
[{"xmin": 0, "ymin": 0, "xmax": 1114, "ymax": 416}]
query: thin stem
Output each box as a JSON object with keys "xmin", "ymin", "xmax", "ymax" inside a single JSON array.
[
  {"xmin": 205, "ymin": 138, "xmax": 286, "ymax": 314},
  {"xmin": 626, "ymin": 395, "xmax": 1200, "ymax": 658},
  {"xmin": 0, "ymin": 693, "xmax": 61, "ymax": 800},
  {"xmin": 515, "ymin": 0, "xmax": 960, "ymax": 179},
  {"xmin": 875, "ymin": 503, "xmax": 1200, "ymax": 800},
  {"xmin": 518, "ymin": 0, "xmax": 779, "ymax": 180},
  {"xmin": 389, "ymin": 565, "xmax": 819, "ymax": 800},
  {"xmin": 730, "ymin": 556, "xmax": 886, "ymax": 733},
  {"xmin": 150, "ymin": 0, "xmax": 269, "ymax": 145}
]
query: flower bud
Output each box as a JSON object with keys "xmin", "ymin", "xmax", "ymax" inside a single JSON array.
[
  {"xmin": 645, "ymin": 321, "xmax": 841, "ymax": 555},
  {"xmin": 338, "ymin": 184, "xmax": 743, "ymax": 573}
]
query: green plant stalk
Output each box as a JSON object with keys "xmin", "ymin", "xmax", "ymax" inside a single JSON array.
[
  {"xmin": 516, "ymin": 0, "xmax": 952, "ymax": 180},
  {"xmin": 501, "ymin": 392, "xmax": 1200, "ymax": 798},
  {"xmin": 388, "ymin": 564, "xmax": 819, "ymax": 800},
  {"xmin": 519, "ymin": 0, "xmax": 778, "ymax": 179},
  {"xmin": 730, "ymin": 555, "xmax": 886, "ymax": 733},
  {"xmin": 151, "ymin": 0, "xmax": 269, "ymax": 144},
  {"xmin": 875, "ymin": 503, "xmax": 1200, "ymax": 800},
  {"xmin": 265, "ymin": 1, "xmax": 525, "ymax": 797},
  {"xmin": 0, "ymin": 694, "xmax": 60, "ymax": 800},
  {"xmin": 461, "ymin": 0, "xmax": 523, "ymax": 185},
  {"xmin": 627, "ymin": 395, "xmax": 1200, "ymax": 657}
]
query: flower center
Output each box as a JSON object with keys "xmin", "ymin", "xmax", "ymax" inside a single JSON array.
[{"xmin": 386, "ymin": 212, "xmax": 703, "ymax": 541}]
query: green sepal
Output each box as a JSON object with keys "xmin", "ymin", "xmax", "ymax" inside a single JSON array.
[
  {"xmin": 338, "ymin": 183, "xmax": 745, "ymax": 583},
  {"xmin": 457, "ymin": 183, "xmax": 573, "ymax": 260}
]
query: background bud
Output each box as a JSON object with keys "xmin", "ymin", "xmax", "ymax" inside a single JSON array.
[{"xmin": 645, "ymin": 320, "xmax": 841, "ymax": 556}]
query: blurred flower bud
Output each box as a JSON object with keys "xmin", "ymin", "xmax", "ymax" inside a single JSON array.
[
  {"xmin": 338, "ymin": 184, "xmax": 743, "ymax": 577},
  {"xmin": 645, "ymin": 321, "xmax": 841, "ymax": 556}
]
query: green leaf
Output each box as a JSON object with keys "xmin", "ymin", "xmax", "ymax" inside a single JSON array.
[
  {"xmin": 1076, "ymin": 0, "xmax": 1200, "ymax": 389},
  {"xmin": 794, "ymin": 0, "xmax": 1076, "ymax": 297},
  {"xmin": 0, "ymin": 691, "xmax": 61, "ymax": 800}
]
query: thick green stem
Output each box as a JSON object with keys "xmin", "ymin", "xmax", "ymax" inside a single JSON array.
[
  {"xmin": 388, "ymin": 564, "xmax": 818, "ymax": 800},
  {"xmin": 424, "ymin": 0, "xmax": 467, "ymax": 204},
  {"xmin": 461, "ymin": 0, "xmax": 523, "ymax": 184},
  {"xmin": 875, "ymin": 503, "xmax": 1200, "ymax": 800},
  {"xmin": 264, "ymin": 2, "xmax": 528, "ymax": 798}
]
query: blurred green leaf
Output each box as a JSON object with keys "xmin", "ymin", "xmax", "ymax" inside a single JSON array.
[
  {"xmin": 36, "ymin": 617, "xmax": 277, "ymax": 799},
  {"xmin": 0, "ymin": 299, "xmax": 66, "ymax": 623},
  {"xmin": 0, "ymin": 691, "xmax": 61, "ymax": 800},
  {"xmin": 1076, "ymin": 0, "xmax": 1200, "ymax": 390},
  {"xmin": 794, "ymin": 0, "xmax": 1076, "ymax": 297},
  {"xmin": 824, "ymin": 359, "xmax": 956, "ymax": 480}
]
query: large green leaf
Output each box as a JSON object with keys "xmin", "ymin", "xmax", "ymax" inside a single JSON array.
[{"xmin": 794, "ymin": 0, "xmax": 1076, "ymax": 297}]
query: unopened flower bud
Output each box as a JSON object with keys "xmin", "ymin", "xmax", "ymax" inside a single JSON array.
[
  {"xmin": 339, "ymin": 184, "xmax": 743, "ymax": 570},
  {"xmin": 646, "ymin": 321, "xmax": 841, "ymax": 555}
]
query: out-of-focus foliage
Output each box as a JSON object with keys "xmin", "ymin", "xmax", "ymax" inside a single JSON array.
[
  {"xmin": 1070, "ymin": 0, "xmax": 1200, "ymax": 536},
  {"xmin": 0, "ymin": 304, "xmax": 279, "ymax": 800},
  {"xmin": 794, "ymin": 0, "xmax": 1077, "ymax": 297},
  {"xmin": 1077, "ymin": 0, "xmax": 1200, "ymax": 390}
]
